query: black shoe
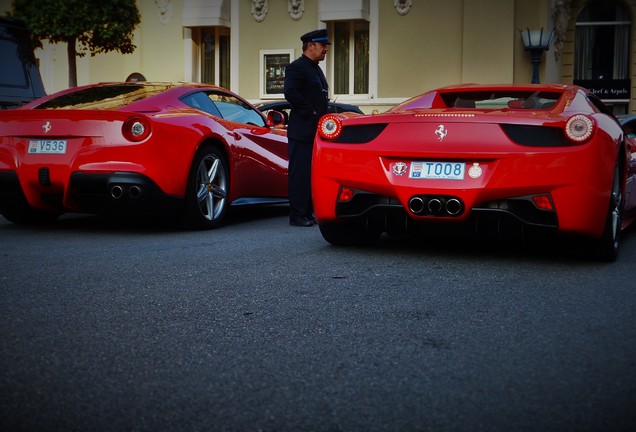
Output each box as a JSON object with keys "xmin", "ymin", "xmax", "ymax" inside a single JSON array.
[{"xmin": 290, "ymin": 216, "xmax": 314, "ymax": 227}]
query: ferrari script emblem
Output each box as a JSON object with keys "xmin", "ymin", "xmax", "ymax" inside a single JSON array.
[
  {"xmin": 435, "ymin": 124, "xmax": 447, "ymax": 141},
  {"xmin": 42, "ymin": 121, "xmax": 51, "ymax": 134}
]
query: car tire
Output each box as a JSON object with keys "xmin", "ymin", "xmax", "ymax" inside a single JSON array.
[
  {"xmin": 593, "ymin": 160, "xmax": 623, "ymax": 262},
  {"xmin": 319, "ymin": 221, "xmax": 381, "ymax": 246},
  {"xmin": 183, "ymin": 145, "xmax": 229, "ymax": 230}
]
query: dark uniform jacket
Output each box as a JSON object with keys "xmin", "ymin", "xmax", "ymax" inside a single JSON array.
[{"xmin": 284, "ymin": 54, "xmax": 329, "ymax": 142}]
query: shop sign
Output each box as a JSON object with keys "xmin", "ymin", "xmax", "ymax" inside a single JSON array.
[{"xmin": 573, "ymin": 79, "xmax": 631, "ymax": 100}]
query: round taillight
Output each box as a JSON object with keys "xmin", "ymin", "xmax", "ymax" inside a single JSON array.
[
  {"xmin": 122, "ymin": 116, "xmax": 151, "ymax": 142},
  {"xmin": 318, "ymin": 114, "xmax": 343, "ymax": 140},
  {"xmin": 565, "ymin": 114, "xmax": 594, "ymax": 143}
]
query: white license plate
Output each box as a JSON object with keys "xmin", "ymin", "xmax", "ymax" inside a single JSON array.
[
  {"xmin": 409, "ymin": 161, "xmax": 465, "ymax": 180},
  {"xmin": 28, "ymin": 140, "xmax": 67, "ymax": 154}
]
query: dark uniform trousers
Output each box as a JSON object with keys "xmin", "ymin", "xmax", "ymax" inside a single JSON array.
[{"xmin": 284, "ymin": 54, "xmax": 329, "ymax": 219}]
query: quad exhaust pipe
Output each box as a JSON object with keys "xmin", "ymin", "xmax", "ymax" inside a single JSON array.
[
  {"xmin": 445, "ymin": 198, "xmax": 462, "ymax": 215},
  {"xmin": 110, "ymin": 185, "xmax": 124, "ymax": 199},
  {"xmin": 428, "ymin": 198, "xmax": 443, "ymax": 214},
  {"xmin": 408, "ymin": 196, "xmax": 425, "ymax": 214},
  {"xmin": 128, "ymin": 185, "xmax": 142, "ymax": 199},
  {"xmin": 110, "ymin": 184, "xmax": 143, "ymax": 200},
  {"xmin": 408, "ymin": 195, "xmax": 464, "ymax": 217}
]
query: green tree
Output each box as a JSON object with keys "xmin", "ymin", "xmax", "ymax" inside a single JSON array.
[{"xmin": 10, "ymin": 0, "xmax": 141, "ymax": 88}]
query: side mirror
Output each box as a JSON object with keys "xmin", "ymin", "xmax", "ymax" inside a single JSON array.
[{"xmin": 267, "ymin": 110, "xmax": 286, "ymax": 127}]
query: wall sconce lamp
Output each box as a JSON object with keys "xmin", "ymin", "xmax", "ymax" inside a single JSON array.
[{"xmin": 519, "ymin": 27, "xmax": 554, "ymax": 84}]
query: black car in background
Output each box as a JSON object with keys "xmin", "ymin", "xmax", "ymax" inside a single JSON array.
[
  {"xmin": 0, "ymin": 17, "xmax": 46, "ymax": 109},
  {"xmin": 256, "ymin": 100, "xmax": 363, "ymax": 127}
]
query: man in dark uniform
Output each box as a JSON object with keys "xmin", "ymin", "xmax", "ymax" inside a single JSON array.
[{"xmin": 284, "ymin": 29, "xmax": 331, "ymax": 227}]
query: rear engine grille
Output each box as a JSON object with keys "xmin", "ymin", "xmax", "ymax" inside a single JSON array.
[
  {"xmin": 500, "ymin": 124, "xmax": 571, "ymax": 147},
  {"xmin": 333, "ymin": 124, "xmax": 388, "ymax": 143}
]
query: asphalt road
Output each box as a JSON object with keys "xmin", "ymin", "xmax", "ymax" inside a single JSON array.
[{"xmin": 1, "ymin": 206, "xmax": 635, "ymax": 432}]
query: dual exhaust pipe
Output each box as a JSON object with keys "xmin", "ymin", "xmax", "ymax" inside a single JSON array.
[
  {"xmin": 409, "ymin": 195, "xmax": 464, "ymax": 217},
  {"xmin": 110, "ymin": 184, "xmax": 143, "ymax": 200}
]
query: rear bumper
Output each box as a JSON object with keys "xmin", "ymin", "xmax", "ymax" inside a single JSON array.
[
  {"xmin": 0, "ymin": 170, "xmax": 184, "ymax": 216},
  {"xmin": 331, "ymin": 189, "xmax": 559, "ymax": 241}
]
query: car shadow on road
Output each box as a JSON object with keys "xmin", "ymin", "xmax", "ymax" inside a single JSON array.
[
  {"xmin": 351, "ymin": 224, "xmax": 636, "ymax": 265},
  {"xmin": 224, "ymin": 204, "xmax": 290, "ymax": 226},
  {"xmin": 0, "ymin": 204, "xmax": 291, "ymax": 234}
]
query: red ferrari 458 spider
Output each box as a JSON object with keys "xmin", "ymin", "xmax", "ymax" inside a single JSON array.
[
  {"xmin": 313, "ymin": 83, "xmax": 636, "ymax": 261},
  {"xmin": 0, "ymin": 82, "xmax": 288, "ymax": 229}
]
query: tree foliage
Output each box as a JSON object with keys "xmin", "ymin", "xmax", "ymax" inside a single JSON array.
[{"xmin": 10, "ymin": 0, "xmax": 141, "ymax": 87}]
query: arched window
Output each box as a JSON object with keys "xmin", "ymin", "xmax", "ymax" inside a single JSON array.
[{"xmin": 573, "ymin": 0, "xmax": 630, "ymax": 113}]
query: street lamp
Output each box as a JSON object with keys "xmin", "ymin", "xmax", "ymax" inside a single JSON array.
[{"xmin": 519, "ymin": 27, "xmax": 554, "ymax": 84}]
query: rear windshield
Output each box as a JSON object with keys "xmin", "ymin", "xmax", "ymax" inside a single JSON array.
[
  {"xmin": 395, "ymin": 90, "xmax": 563, "ymax": 111},
  {"xmin": 35, "ymin": 84, "xmax": 172, "ymax": 109},
  {"xmin": 441, "ymin": 91, "xmax": 562, "ymax": 110}
]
